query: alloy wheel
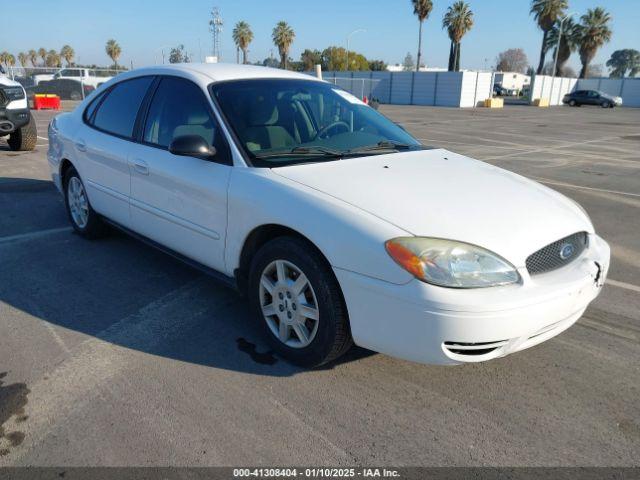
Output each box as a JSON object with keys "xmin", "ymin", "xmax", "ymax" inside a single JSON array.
[
  {"xmin": 67, "ymin": 176, "xmax": 89, "ymax": 228},
  {"xmin": 259, "ymin": 259, "xmax": 320, "ymax": 348}
]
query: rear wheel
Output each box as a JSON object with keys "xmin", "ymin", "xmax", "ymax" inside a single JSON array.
[
  {"xmin": 7, "ymin": 116, "xmax": 37, "ymax": 151},
  {"xmin": 248, "ymin": 237, "xmax": 352, "ymax": 367},
  {"xmin": 63, "ymin": 166, "xmax": 108, "ymax": 238}
]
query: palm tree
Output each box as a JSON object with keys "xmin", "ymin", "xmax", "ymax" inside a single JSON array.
[
  {"xmin": 6, "ymin": 54, "xmax": 16, "ymax": 68},
  {"xmin": 0, "ymin": 52, "xmax": 9, "ymax": 68},
  {"xmin": 105, "ymin": 39, "xmax": 122, "ymax": 70},
  {"xmin": 232, "ymin": 21, "xmax": 254, "ymax": 64},
  {"xmin": 18, "ymin": 52, "xmax": 28, "ymax": 67},
  {"xmin": 38, "ymin": 47, "xmax": 47, "ymax": 65},
  {"xmin": 60, "ymin": 45, "xmax": 75, "ymax": 66},
  {"xmin": 530, "ymin": 0, "xmax": 568, "ymax": 74},
  {"xmin": 28, "ymin": 49, "xmax": 38, "ymax": 67},
  {"xmin": 412, "ymin": 0, "xmax": 433, "ymax": 72},
  {"xmin": 46, "ymin": 50, "xmax": 61, "ymax": 68},
  {"xmin": 545, "ymin": 17, "xmax": 580, "ymax": 76},
  {"xmin": 442, "ymin": 1, "xmax": 474, "ymax": 71},
  {"xmin": 272, "ymin": 21, "xmax": 295, "ymax": 69},
  {"xmin": 577, "ymin": 7, "xmax": 612, "ymax": 78}
]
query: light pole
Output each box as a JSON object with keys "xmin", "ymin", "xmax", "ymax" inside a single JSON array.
[
  {"xmin": 154, "ymin": 46, "xmax": 171, "ymax": 64},
  {"xmin": 552, "ymin": 13, "xmax": 575, "ymax": 78},
  {"xmin": 346, "ymin": 29, "xmax": 366, "ymax": 71}
]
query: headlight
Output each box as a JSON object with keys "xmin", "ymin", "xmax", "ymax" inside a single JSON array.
[
  {"xmin": 385, "ymin": 237, "xmax": 520, "ymax": 288},
  {"xmin": 1, "ymin": 86, "xmax": 26, "ymax": 101}
]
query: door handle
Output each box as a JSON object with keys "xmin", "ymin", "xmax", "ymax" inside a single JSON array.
[
  {"xmin": 75, "ymin": 140, "xmax": 87, "ymax": 152},
  {"xmin": 132, "ymin": 159, "xmax": 149, "ymax": 175}
]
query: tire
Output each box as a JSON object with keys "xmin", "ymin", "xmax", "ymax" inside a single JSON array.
[
  {"xmin": 63, "ymin": 166, "xmax": 108, "ymax": 239},
  {"xmin": 7, "ymin": 116, "xmax": 37, "ymax": 151},
  {"xmin": 248, "ymin": 236, "xmax": 353, "ymax": 367},
  {"xmin": 600, "ymin": 101, "xmax": 611, "ymax": 108},
  {"xmin": 568, "ymin": 99, "xmax": 577, "ymax": 107}
]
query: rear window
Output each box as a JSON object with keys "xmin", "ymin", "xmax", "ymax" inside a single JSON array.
[{"xmin": 91, "ymin": 77, "xmax": 153, "ymax": 138}]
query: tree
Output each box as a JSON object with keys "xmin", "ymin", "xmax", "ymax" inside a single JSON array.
[
  {"xmin": 606, "ymin": 49, "xmax": 640, "ymax": 78},
  {"xmin": 496, "ymin": 48, "xmax": 528, "ymax": 73},
  {"xmin": 169, "ymin": 45, "xmax": 190, "ymax": 63},
  {"xmin": 530, "ymin": 0, "xmax": 568, "ymax": 74},
  {"xmin": 577, "ymin": 8, "xmax": 612, "ymax": 79},
  {"xmin": 369, "ymin": 59, "xmax": 387, "ymax": 71},
  {"xmin": 0, "ymin": 52, "xmax": 9, "ymax": 68},
  {"xmin": 412, "ymin": 0, "xmax": 433, "ymax": 72},
  {"xmin": 45, "ymin": 50, "xmax": 61, "ymax": 68},
  {"xmin": 232, "ymin": 21, "xmax": 254, "ymax": 64},
  {"xmin": 403, "ymin": 52, "xmax": 415, "ymax": 71},
  {"xmin": 586, "ymin": 63, "xmax": 604, "ymax": 78},
  {"xmin": 300, "ymin": 49, "xmax": 322, "ymax": 71},
  {"xmin": 442, "ymin": 1, "xmax": 474, "ymax": 71},
  {"xmin": 18, "ymin": 52, "xmax": 28, "ymax": 67},
  {"xmin": 545, "ymin": 17, "xmax": 580, "ymax": 76},
  {"xmin": 320, "ymin": 47, "xmax": 369, "ymax": 71},
  {"xmin": 105, "ymin": 39, "xmax": 122, "ymax": 70},
  {"xmin": 28, "ymin": 49, "xmax": 38, "ymax": 67},
  {"xmin": 60, "ymin": 45, "xmax": 75, "ymax": 66},
  {"xmin": 38, "ymin": 48, "xmax": 47, "ymax": 65},
  {"xmin": 272, "ymin": 21, "xmax": 295, "ymax": 69},
  {"xmin": 261, "ymin": 56, "xmax": 280, "ymax": 68}
]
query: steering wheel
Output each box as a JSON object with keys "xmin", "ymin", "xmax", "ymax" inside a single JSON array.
[{"xmin": 316, "ymin": 121, "xmax": 350, "ymax": 139}]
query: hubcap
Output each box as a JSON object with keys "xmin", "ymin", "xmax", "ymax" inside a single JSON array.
[
  {"xmin": 67, "ymin": 176, "xmax": 89, "ymax": 228},
  {"xmin": 259, "ymin": 259, "xmax": 320, "ymax": 348}
]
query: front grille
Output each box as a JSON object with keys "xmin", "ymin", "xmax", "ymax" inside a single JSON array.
[{"xmin": 526, "ymin": 232, "xmax": 588, "ymax": 275}]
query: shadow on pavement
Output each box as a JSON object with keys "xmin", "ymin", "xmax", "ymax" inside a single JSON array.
[{"xmin": 0, "ymin": 178, "xmax": 375, "ymax": 378}]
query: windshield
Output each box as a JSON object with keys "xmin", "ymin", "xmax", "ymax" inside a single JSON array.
[{"xmin": 211, "ymin": 79, "xmax": 423, "ymax": 167}]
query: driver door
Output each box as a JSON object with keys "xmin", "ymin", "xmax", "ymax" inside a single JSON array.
[{"xmin": 127, "ymin": 75, "xmax": 232, "ymax": 272}]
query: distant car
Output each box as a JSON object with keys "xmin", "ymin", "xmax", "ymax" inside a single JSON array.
[
  {"xmin": 493, "ymin": 84, "xmax": 517, "ymax": 97},
  {"xmin": 28, "ymin": 79, "xmax": 95, "ymax": 100},
  {"xmin": 48, "ymin": 63, "xmax": 610, "ymax": 367},
  {"xmin": 53, "ymin": 68, "xmax": 113, "ymax": 89},
  {"xmin": 563, "ymin": 90, "xmax": 622, "ymax": 108}
]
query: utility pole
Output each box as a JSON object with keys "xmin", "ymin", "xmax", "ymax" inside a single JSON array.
[
  {"xmin": 209, "ymin": 7, "xmax": 223, "ymax": 61},
  {"xmin": 552, "ymin": 13, "xmax": 575, "ymax": 78}
]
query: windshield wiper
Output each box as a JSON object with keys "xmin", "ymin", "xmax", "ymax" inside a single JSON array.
[
  {"xmin": 344, "ymin": 140, "xmax": 415, "ymax": 156},
  {"xmin": 252, "ymin": 146, "xmax": 344, "ymax": 159}
]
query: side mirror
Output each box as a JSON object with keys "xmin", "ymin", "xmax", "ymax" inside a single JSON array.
[{"xmin": 169, "ymin": 135, "xmax": 217, "ymax": 159}]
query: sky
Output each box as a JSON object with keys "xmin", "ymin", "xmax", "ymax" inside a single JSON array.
[{"xmin": 2, "ymin": 0, "xmax": 639, "ymax": 73}]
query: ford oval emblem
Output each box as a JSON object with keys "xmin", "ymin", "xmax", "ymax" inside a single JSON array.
[{"xmin": 559, "ymin": 243, "xmax": 575, "ymax": 260}]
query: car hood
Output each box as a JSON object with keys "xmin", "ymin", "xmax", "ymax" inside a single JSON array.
[
  {"xmin": 272, "ymin": 149, "xmax": 592, "ymax": 267},
  {"xmin": 0, "ymin": 76, "xmax": 21, "ymax": 88}
]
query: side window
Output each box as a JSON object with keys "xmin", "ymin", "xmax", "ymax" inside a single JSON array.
[
  {"xmin": 92, "ymin": 76, "xmax": 153, "ymax": 138},
  {"xmin": 84, "ymin": 90, "xmax": 107, "ymax": 123},
  {"xmin": 143, "ymin": 76, "xmax": 230, "ymax": 163}
]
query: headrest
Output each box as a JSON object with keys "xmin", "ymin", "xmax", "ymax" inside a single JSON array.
[{"xmin": 247, "ymin": 93, "xmax": 278, "ymax": 126}]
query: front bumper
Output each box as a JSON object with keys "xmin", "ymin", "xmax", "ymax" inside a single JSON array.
[
  {"xmin": 0, "ymin": 106, "xmax": 30, "ymax": 133},
  {"xmin": 335, "ymin": 234, "xmax": 610, "ymax": 365}
]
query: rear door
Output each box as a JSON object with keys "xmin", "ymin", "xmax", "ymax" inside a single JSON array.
[
  {"xmin": 76, "ymin": 76, "xmax": 154, "ymax": 227},
  {"xmin": 127, "ymin": 75, "xmax": 233, "ymax": 271}
]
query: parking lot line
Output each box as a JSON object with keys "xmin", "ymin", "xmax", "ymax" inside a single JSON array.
[
  {"xmin": 607, "ymin": 279, "xmax": 640, "ymax": 294},
  {"xmin": 0, "ymin": 227, "xmax": 72, "ymax": 245},
  {"xmin": 532, "ymin": 177, "xmax": 640, "ymax": 198}
]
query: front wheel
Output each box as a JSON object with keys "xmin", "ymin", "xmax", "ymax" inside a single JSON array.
[
  {"xmin": 248, "ymin": 237, "xmax": 352, "ymax": 367},
  {"xmin": 63, "ymin": 166, "xmax": 108, "ymax": 238},
  {"xmin": 568, "ymin": 99, "xmax": 577, "ymax": 107},
  {"xmin": 601, "ymin": 101, "xmax": 611, "ymax": 108},
  {"xmin": 7, "ymin": 116, "xmax": 37, "ymax": 151}
]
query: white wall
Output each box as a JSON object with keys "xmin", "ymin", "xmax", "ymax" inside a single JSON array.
[
  {"xmin": 531, "ymin": 75, "xmax": 640, "ymax": 107},
  {"xmin": 322, "ymin": 71, "xmax": 493, "ymax": 108}
]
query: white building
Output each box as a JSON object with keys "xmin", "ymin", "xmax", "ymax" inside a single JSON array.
[
  {"xmin": 493, "ymin": 72, "xmax": 531, "ymax": 92},
  {"xmin": 386, "ymin": 64, "xmax": 447, "ymax": 72}
]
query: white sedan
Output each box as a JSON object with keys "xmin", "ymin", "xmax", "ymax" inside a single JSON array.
[{"xmin": 48, "ymin": 64, "xmax": 610, "ymax": 367}]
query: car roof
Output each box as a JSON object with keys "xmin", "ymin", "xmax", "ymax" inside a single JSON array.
[{"xmin": 117, "ymin": 63, "xmax": 322, "ymax": 84}]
